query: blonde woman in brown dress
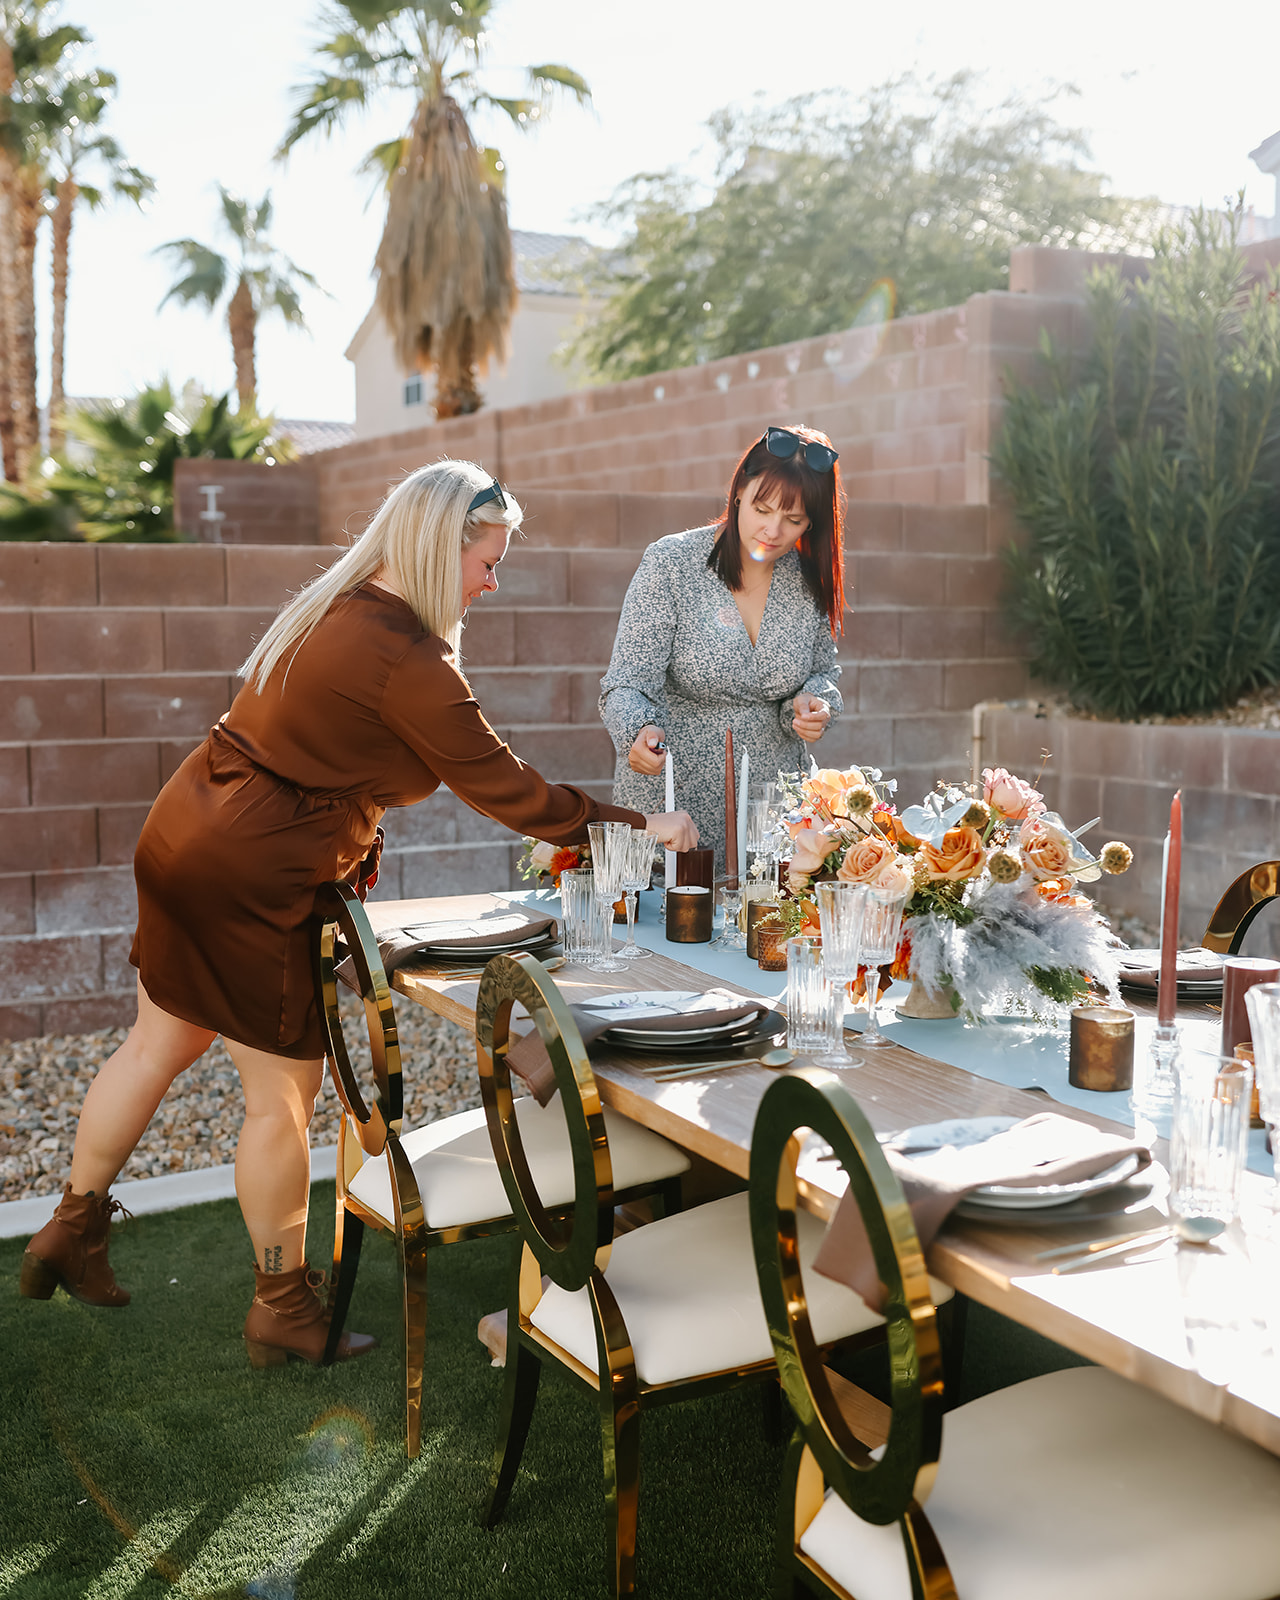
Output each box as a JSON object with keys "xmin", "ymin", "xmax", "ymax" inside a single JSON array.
[{"xmin": 19, "ymin": 460, "xmax": 697, "ymax": 1365}]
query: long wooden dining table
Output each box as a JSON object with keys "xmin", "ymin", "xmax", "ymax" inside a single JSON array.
[{"xmin": 361, "ymin": 891, "xmax": 1280, "ymax": 1456}]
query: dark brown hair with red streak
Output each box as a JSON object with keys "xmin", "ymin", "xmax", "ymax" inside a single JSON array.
[{"xmin": 707, "ymin": 424, "xmax": 846, "ymax": 637}]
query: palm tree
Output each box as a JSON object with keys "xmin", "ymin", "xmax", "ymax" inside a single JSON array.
[
  {"xmin": 0, "ymin": 1, "xmax": 84, "ymax": 479},
  {"xmin": 45, "ymin": 70, "xmax": 153, "ymax": 454},
  {"xmin": 155, "ymin": 187, "xmax": 321, "ymax": 411},
  {"xmin": 278, "ymin": 1, "xmax": 590, "ymax": 418}
]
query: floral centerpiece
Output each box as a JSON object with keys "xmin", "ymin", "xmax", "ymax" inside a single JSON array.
[
  {"xmin": 773, "ymin": 763, "xmax": 1133, "ymax": 1021},
  {"xmin": 516, "ymin": 836, "xmax": 590, "ymax": 889}
]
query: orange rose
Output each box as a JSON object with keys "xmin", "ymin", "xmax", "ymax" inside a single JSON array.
[
  {"xmin": 837, "ymin": 833, "xmax": 898, "ymax": 886},
  {"xmin": 804, "ymin": 767, "xmax": 866, "ymax": 817},
  {"xmin": 918, "ymin": 825, "xmax": 986, "ymax": 882},
  {"xmin": 885, "ymin": 812, "xmax": 921, "ymax": 850},
  {"xmin": 1036, "ymin": 878, "xmax": 1092, "ymax": 911},
  {"xmin": 1020, "ymin": 820, "xmax": 1074, "ymax": 883}
]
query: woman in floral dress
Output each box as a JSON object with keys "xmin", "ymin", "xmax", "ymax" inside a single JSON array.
[{"xmin": 601, "ymin": 426, "xmax": 846, "ymax": 874}]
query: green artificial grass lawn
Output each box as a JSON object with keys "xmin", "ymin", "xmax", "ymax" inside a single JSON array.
[{"xmin": 0, "ymin": 1186, "xmax": 1089, "ymax": 1600}]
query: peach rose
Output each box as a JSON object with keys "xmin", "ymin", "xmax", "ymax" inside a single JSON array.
[
  {"xmin": 982, "ymin": 766, "xmax": 1045, "ymax": 822},
  {"xmin": 837, "ymin": 832, "xmax": 898, "ymax": 886},
  {"xmin": 788, "ymin": 826, "xmax": 834, "ymax": 878},
  {"xmin": 872, "ymin": 855, "xmax": 915, "ymax": 896},
  {"xmin": 1020, "ymin": 820, "xmax": 1074, "ymax": 883},
  {"xmin": 804, "ymin": 767, "xmax": 866, "ymax": 817},
  {"xmin": 918, "ymin": 825, "xmax": 986, "ymax": 882}
]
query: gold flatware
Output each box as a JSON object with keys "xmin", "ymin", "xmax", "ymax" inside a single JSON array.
[
  {"xmin": 646, "ymin": 1046, "xmax": 795, "ymax": 1082},
  {"xmin": 1034, "ymin": 1227, "xmax": 1169, "ymax": 1262}
]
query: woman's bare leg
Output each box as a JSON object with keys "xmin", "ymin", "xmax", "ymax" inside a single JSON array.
[
  {"xmin": 226, "ymin": 1042, "xmax": 324, "ymax": 1275},
  {"xmin": 69, "ymin": 978, "xmax": 217, "ymax": 1194}
]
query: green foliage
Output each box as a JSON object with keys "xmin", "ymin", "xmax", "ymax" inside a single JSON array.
[
  {"xmin": 996, "ymin": 209, "xmax": 1280, "ymax": 718},
  {"xmin": 0, "ymin": 382, "xmax": 293, "ymax": 542},
  {"xmin": 570, "ymin": 74, "xmax": 1156, "ymax": 380},
  {"xmin": 155, "ymin": 185, "xmax": 321, "ymax": 327}
]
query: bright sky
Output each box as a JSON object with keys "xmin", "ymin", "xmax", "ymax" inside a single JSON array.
[{"xmin": 55, "ymin": 0, "xmax": 1280, "ymax": 422}]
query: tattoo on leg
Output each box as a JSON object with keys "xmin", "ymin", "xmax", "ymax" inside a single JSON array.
[{"xmin": 263, "ymin": 1244, "xmax": 284, "ymax": 1274}]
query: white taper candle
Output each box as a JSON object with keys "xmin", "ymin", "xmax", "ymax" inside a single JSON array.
[{"xmin": 664, "ymin": 748, "xmax": 675, "ymax": 890}]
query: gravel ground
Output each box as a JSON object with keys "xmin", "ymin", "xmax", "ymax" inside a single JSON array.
[{"xmin": 0, "ymin": 990, "xmax": 480, "ymax": 1206}]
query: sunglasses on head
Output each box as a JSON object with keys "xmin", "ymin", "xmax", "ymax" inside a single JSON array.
[
  {"xmin": 759, "ymin": 426, "xmax": 838, "ymax": 473},
  {"xmin": 468, "ymin": 478, "xmax": 507, "ymax": 514}
]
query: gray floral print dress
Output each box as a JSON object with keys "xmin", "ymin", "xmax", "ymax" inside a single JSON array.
[{"xmin": 600, "ymin": 526, "xmax": 843, "ymax": 874}]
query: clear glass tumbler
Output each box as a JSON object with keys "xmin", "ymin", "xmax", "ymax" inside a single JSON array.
[
  {"xmin": 560, "ymin": 867, "xmax": 605, "ymax": 967},
  {"xmin": 1169, "ymin": 1051, "xmax": 1253, "ymax": 1233},
  {"xmin": 786, "ymin": 935, "xmax": 845, "ymax": 1060},
  {"xmin": 586, "ymin": 822, "xmax": 629, "ymax": 972}
]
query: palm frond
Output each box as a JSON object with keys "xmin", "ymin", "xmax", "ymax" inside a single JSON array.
[
  {"xmin": 359, "ymin": 136, "xmax": 409, "ymax": 192},
  {"xmin": 153, "ymin": 240, "xmax": 228, "ymax": 310},
  {"xmin": 277, "ymin": 73, "xmax": 370, "ymax": 157},
  {"xmin": 218, "ymin": 186, "xmax": 251, "ymax": 241},
  {"xmin": 527, "ymin": 63, "xmax": 592, "ymax": 106}
]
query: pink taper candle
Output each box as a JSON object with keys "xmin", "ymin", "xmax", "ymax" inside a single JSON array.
[
  {"xmin": 1157, "ymin": 790, "xmax": 1182, "ymax": 1027},
  {"xmin": 724, "ymin": 729, "xmax": 738, "ymax": 890}
]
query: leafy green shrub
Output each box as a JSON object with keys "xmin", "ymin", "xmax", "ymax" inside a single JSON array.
[
  {"xmin": 0, "ymin": 381, "xmax": 292, "ymax": 541},
  {"xmin": 995, "ymin": 211, "xmax": 1280, "ymax": 719}
]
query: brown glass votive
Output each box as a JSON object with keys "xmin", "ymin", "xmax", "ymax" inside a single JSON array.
[
  {"xmin": 666, "ymin": 885, "xmax": 713, "ymax": 942},
  {"xmin": 756, "ymin": 924, "xmax": 789, "ymax": 971},
  {"xmin": 745, "ymin": 899, "xmax": 780, "ymax": 960},
  {"xmin": 1068, "ymin": 1005, "xmax": 1135, "ymax": 1092},
  {"xmin": 676, "ymin": 847, "xmax": 716, "ymax": 891}
]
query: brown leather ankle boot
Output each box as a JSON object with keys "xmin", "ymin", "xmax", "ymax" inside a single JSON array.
[
  {"xmin": 20, "ymin": 1183, "xmax": 131, "ymax": 1307},
  {"xmin": 243, "ymin": 1260, "xmax": 378, "ymax": 1368}
]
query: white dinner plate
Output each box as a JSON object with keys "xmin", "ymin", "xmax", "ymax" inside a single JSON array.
[
  {"xmin": 606, "ymin": 1012, "xmax": 758, "ymax": 1045},
  {"xmin": 968, "ymin": 1152, "xmax": 1145, "ymax": 1209},
  {"xmin": 415, "ymin": 932, "xmax": 557, "ymax": 959}
]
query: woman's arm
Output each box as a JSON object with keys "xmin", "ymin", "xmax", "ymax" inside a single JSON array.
[
  {"xmin": 779, "ymin": 622, "xmax": 844, "ymax": 739},
  {"xmin": 599, "ymin": 543, "xmax": 678, "ymax": 762},
  {"xmin": 384, "ymin": 641, "xmax": 644, "ymax": 845}
]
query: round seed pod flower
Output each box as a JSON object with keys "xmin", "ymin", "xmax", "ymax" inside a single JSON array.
[
  {"xmin": 962, "ymin": 799, "xmax": 990, "ymax": 830},
  {"xmin": 1100, "ymin": 841, "xmax": 1133, "ymax": 875},
  {"xmin": 847, "ymin": 783, "xmax": 876, "ymax": 815},
  {"xmin": 987, "ymin": 847, "xmax": 1024, "ymax": 885}
]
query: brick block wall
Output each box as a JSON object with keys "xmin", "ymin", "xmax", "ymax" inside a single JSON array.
[
  {"xmin": 980, "ymin": 708, "xmax": 1280, "ymax": 958},
  {"xmin": 173, "ymin": 457, "xmax": 321, "ymax": 545},
  {"xmin": 0, "ymin": 495, "xmax": 1030, "ymax": 1038}
]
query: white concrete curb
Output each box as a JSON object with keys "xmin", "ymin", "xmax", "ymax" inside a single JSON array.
[{"xmin": 0, "ymin": 1146, "xmax": 339, "ymax": 1240}]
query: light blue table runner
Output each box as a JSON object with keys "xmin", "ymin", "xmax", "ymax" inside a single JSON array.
[{"xmin": 508, "ymin": 886, "xmax": 1271, "ymax": 1176}]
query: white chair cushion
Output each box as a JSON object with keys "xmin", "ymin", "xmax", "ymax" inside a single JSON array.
[
  {"xmin": 346, "ymin": 1098, "xmax": 691, "ymax": 1232},
  {"xmin": 529, "ymin": 1191, "xmax": 950, "ymax": 1387},
  {"xmin": 800, "ymin": 1366, "xmax": 1280, "ymax": 1600}
]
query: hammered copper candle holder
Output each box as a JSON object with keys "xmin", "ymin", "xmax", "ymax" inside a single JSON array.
[
  {"xmin": 756, "ymin": 923, "xmax": 789, "ymax": 972},
  {"xmin": 1068, "ymin": 1005, "xmax": 1135, "ymax": 1092},
  {"xmin": 665, "ymin": 885, "xmax": 712, "ymax": 942},
  {"xmin": 745, "ymin": 898, "xmax": 780, "ymax": 960}
]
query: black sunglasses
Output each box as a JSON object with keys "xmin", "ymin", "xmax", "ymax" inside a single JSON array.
[
  {"xmin": 468, "ymin": 478, "xmax": 507, "ymax": 514},
  {"xmin": 760, "ymin": 426, "xmax": 838, "ymax": 473}
]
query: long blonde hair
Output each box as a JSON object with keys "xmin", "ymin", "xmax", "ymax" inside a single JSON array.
[{"xmin": 241, "ymin": 457, "xmax": 522, "ymax": 690}]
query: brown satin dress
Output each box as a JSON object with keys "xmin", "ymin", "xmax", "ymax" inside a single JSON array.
[{"xmin": 130, "ymin": 585, "xmax": 642, "ymax": 1058}]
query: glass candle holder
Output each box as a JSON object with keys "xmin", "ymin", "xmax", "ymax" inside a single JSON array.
[{"xmin": 756, "ymin": 924, "xmax": 789, "ymax": 971}]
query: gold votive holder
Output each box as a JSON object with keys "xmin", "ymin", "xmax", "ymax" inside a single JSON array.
[
  {"xmin": 745, "ymin": 898, "xmax": 780, "ymax": 960},
  {"xmin": 1068, "ymin": 1005, "xmax": 1135, "ymax": 1092},
  {"xmin": 666, "ymin": 885, "xmax": 712, "ymax": 942},
  {"xmin": 756, "ymin": 924, "xmax": 789, "ymax": 972}
]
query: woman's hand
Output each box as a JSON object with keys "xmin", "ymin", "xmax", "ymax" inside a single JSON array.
[
  {"xmin": 643, "ymin": 811, "xmax": 699, "ymax": 852},
  {"xmin": 628, "ymin": 724, "xmax": 667, "ymax": 775},
  {"xmin": 792, "ymin": 693, "xmax": 831, "ymax": 743}
]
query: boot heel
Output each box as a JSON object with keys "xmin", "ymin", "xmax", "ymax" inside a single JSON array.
[
  {"xmin": 244, "ymin": 1337, "xmax": 289, "ymax": 1370},
  {"xmin": 19, "ymin": 1251, "xmax": 60, "ymax": 1300}
]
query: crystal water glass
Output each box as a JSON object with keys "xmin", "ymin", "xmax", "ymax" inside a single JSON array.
[
  {"xmin": 814, "ymin": 882, "xmax": 867, "ymax": 1062},
  {"xmin": 560, "ymin": 867, "xmax": 605, "ymax": 966},
  {"xmin": 856, "ymin": 886, "xmax": 909, "ymax": 1047},
  {"xmin": 1169, "ymin": 1051, "xmax": 1252, "ymax": 1232},
  {"xmin": 1246, "ymin": 982, "xmax": 1280, "ymax": 1200},
  {"xmin": 786, "ymin": 935, "xmax": 844, "ymax": 1059},
  {"xmin": 618, "ymin": 828, "xmax": 655, "ymax": 961},
  {"xmin": 586, "ymin": 821, "xmax": 629, "ymax": 973}
]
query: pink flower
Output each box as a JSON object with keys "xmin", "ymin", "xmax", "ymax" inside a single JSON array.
[
  {"xmin": 1019, "ymin": 819, "xmax": 1074, "ymax": 882},
  {"xmin": 788, "ymin": 826, "xmax": 834, "ymax": 878},
  {"xmin": 982, "ymin": 766, "xmax": 1045, "ymax": 822}
]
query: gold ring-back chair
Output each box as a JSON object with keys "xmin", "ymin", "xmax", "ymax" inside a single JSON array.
[
  {"xmin": 311, "ymin": 882, "xmax": 691, "ymax": 1458},
  {"xmin": 750, "ymin": 1067, "xmax": 1280, "ymax": 1600},
  {"xmin": 1202, "ymin": 861, "xmax": 1280, "ymax": 954},
  {"xmin": 477, "ymin": 953, "xmax": 892, "ymax": 1600}
]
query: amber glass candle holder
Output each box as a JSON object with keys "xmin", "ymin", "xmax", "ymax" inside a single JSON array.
[
  {"xmin": 666, "ymin": 885, "xmax": 713, "ymax": 942},
  {"xmin": 745, "ymin": 899, "xmax": 780, "ymax": 960},
  {"xmin": 756, "ymin": 923, "xmax": 789, "ymax": 972},
  {"xmin": 1068, "ymin": 1005, "xmax": 1135, "ymax": 1092}
]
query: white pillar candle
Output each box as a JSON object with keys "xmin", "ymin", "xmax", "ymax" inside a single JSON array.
[
  {"xmin": 664, "ymin": 748, "xmax": 675, "ymax": 890},
  {"xmin": 736, "ymin": 748, "xmax": 749, "ymax": 878}
]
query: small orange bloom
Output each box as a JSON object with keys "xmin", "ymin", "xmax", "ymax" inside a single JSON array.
[{"xmin": 918, "ymin": 825, "xmax": 986, "ymax": 882}]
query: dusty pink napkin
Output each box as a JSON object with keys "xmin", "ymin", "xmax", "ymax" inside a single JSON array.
[
  {"xmin": 813, "ymin": 1112, "xmax": 1152, "ymax": 1308},
  {"xmin": 333, "ymin": 909, "xmax": 558, "ymax": 989},
  {"xmin": 506, "ymin": 991, "xmax": 778, "ymax": 1105},
  {"xmin": 1118, "ymin": 946, "xmax": 1224, "ymax": 990}
]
